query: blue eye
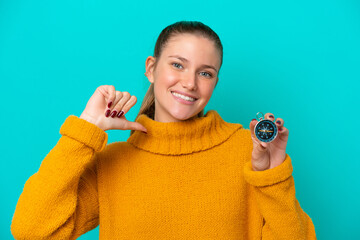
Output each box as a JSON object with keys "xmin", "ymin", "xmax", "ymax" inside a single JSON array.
[
  {"xmin": 172, "ymin": 62, "xmax": 212, "ymax": 78},
  {"xmin": 172, "ymin": 63, "xmax": 183, "ymax": 69},
  {"xmin": 201, "ymin": 72, "xmax": 212, "ymax": 77}
]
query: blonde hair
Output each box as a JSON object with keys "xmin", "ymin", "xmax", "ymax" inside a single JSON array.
[{"xmin": 130, "ymin": 21, "xmax": 222, "ymax": 136}]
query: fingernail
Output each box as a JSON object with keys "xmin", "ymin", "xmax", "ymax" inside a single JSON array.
[
  {"xmin": 108, "ymin": 101, "xmax": 112, "ymax": 108},
  {"xmin": 269, "ymin": 115, "xmax": 274, "ymax": 119},
  {"xmin": 251, "ymin": 119, "xmax": 257, "ymax": 122},
  {"xmin": 117, "ymin": 110, "xmax": 124, "ymax": 118},
  {"xmin": 276, "ymin": 120, "xmax": 281, "ymax": 124},
  {"xmin": 105, "ymin": 109, "xmax": 111, "ymax": 117},
  {"xmin": 110, "ymin": 111, "xmax": 117, "ymax": 118}
]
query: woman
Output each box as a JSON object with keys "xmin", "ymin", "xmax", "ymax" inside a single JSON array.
[{"xmin": 11, "ymin": 21, "xmax": 316, "ymax": 239}]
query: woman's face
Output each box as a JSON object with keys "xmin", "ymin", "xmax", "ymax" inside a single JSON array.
[{"xmin": 145, "ymin": 33, "xmax": 220, "ymax": 122}]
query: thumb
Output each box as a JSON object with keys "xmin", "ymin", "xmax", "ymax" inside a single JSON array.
[
  {"xmin": 125, "ymin": 121, "xmax": 148, "ymax": 133},
  {"xmin": 249, "ymin": 119, "xmax": 257, "ymax": 139},
  {"xmin": 249, "ymin": 119, "xmax": 268, "ymax": 149}
]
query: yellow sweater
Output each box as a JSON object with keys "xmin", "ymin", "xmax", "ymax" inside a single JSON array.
[{"xmin": 11, "ymin": 110, "xmax": 316, "ymax": 239}]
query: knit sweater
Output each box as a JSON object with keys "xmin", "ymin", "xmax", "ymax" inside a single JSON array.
[{"xmin": 11, "ymin": 110, "xmax": 316, "ymax": 239}]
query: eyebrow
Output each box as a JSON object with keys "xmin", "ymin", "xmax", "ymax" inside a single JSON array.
[{"xmin": 168, "ymin": 55, "xmax": 218, "ymax": 73}]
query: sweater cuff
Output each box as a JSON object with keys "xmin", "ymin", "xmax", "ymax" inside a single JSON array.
[
  {"xmin": 59, "ymin": 115, "xmax": 108, "ymax": 152},
  {"xmin": 243, "ymin": 153, "xmax": 293, "ymax": 187}
]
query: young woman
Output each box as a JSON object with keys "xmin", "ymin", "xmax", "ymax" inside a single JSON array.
[{"xmin": 11, "ymin": 21, "xmax": 316, "ymax": 239}]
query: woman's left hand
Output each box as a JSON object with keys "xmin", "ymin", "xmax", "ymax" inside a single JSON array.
[{"xmin": 249, "ymin": 113, "xmax": 289, "ymax": 171}]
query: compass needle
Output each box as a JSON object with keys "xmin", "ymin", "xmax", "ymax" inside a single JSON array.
[{"xmin": 254, "ymin": 112, "xmax": 278, "ymax": 143}]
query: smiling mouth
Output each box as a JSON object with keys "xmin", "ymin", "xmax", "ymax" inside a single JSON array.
[{"xmin": 171, "ymin": 91, "xmax": 198, "ymax": 102}]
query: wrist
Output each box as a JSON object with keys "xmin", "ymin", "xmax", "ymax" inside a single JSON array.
[
  {"xmin": 79, "ymin": 113, "xmax": 105, "ymax": 131},
  {"xmin": 251, "ymin": 161, "xmax": 270, "ymax": 171},
  {"xmin": 252, "ymin": 166, "xmax": 269, "ymax": 171}
]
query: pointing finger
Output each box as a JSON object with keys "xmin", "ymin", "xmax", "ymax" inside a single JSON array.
[
  {"xmin": 249, "ymin": 119, "xmax": 257, "ymax": 140},
  {"xmin": 125, "ymin": 121, "xmax": 148, "ymax": 133},
  {"xmin": 250, "ymin": 118, "xmax": 269, "ymax": 149}
]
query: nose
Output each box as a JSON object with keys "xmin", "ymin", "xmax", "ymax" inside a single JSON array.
[{"xmin": 181, "ymin": 72, "xmax": 197, "ymax": 91}]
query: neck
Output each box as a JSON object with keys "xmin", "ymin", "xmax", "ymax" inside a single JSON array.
[
  {"xmin": 153, "ymin": 106, "xmax": 200, "ymax": 123},
  {"xmin": 127, "ymin": 110, "xmax": 243, "ymax": 155},
  {"xmin": 154, "ymin": 112, "xmax": 199, "ymax": 123}
]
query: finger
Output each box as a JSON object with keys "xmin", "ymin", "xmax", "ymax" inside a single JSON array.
[
  {"xmin": 124, "ymin": 121, "xmax": 148, "ymax": 133},
  {"xmin": 96, "ymin": 85, "xmax": 109, "ymax": 100},
  {"xmin": 97, "ymin": 86, "xmax": 114, "ymax": 117},
  {"xmin": 109, "ymin": 91, "xmax": 124, "ymax": 118},
  {"xmin": 120, "ymin": 95, "xmax": 137, "ymax": 116},
  {"xmin": 112, "ymin": 91, "xmax": 131, "ymax": 118},
  {"xmin": 250, "ymin": 118, "xmax": 269, "ymax": 149},
  {"xmin": 249, "ymin": 119, "xmax": 257, "ymax": 140},
  {"xmin": 265, "ymin": 112, "xmax": 275, "ymax": 121},
  {"xmin": 105, "ymin": 85, "xmax": 116, "ymax": 108},
  {"xmin": 275, "ymin": 117, "xmax": 284, "ymax": 127},
  {"xmin": 116, "ymin": 91, "xmax": 131, "ymax": 112},
  {"xmin": 103, "ymin": 86, "xmax": 118, "ymax": 117},
  {"xmin": 278, "ymin": 125, "xmax": 289, "ymax": 139},
  {"xmin": 249, "ymin": 119, "xmax": 268, "ymax": 148}
]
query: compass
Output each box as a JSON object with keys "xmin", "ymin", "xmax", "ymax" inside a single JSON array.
[{"xmin": 254, "ymin": 112, "xmax": 278, "ymax": 143}]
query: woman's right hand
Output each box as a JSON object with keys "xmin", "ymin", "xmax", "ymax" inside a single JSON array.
[{"xmin": 79, "ymin": 85, "xmax": 148, "ymax": 132}]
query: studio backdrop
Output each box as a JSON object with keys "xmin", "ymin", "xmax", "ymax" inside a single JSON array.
[{"xmin": 1, "ymin": 0, "xmax": 359, "ymax": 239}]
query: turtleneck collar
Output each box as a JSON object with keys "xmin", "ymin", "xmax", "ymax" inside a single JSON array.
[{"xmin": 127, "ymin": 110, "xmax": 243, "ymax": 155}]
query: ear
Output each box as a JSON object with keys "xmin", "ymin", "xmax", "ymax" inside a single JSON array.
[{"xmin": 145, "ymin": 56, "xmax": 156, "ymax": 84}]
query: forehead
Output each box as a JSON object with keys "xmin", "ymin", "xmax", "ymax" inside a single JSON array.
[
  {"xmin": 161, "ymin": 33, "xmax": 220, "ymax": 66},
  {"xmin": 165, "ymin": 33, "xmax": 215, "ymax": 50}
]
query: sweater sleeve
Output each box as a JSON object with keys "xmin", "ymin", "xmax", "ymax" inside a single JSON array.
[
  {"xmin": 11, "ymin": 115, "xmax": 108, "ymax": 240},
  {"xmin": 243, "ymin": 153, "xmax": 317, "ymax": 240}
]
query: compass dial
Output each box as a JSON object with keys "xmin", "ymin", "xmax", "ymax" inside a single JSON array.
[{"xmin": 254, "ymin": 119, "xmax": 278, "ymax": 142}]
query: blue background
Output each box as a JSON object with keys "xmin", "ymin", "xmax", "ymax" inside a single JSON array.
[{"xmin": 1, "ymin": 0, "xmax": 359, "ymax": 239}]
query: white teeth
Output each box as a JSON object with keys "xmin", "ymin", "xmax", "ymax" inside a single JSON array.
[{"xmin": 171, "ymin": 92, "xmax": 196, "ymax": 102}]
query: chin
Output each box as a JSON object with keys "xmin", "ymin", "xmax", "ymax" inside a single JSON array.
[{"xmin": 169, "ymin": 109, "xmax": 198, "ymax": 121}]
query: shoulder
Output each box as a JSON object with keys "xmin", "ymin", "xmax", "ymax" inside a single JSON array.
[
  {"xmin": 209, "ymin": 110, "xmax": 252, "ymax": 146},
  {"xmin": 227, "ymin": 125, "xmax": 252, "ymax": 147},
  {"xmin": 95, "ymin": 140, "xmax": 135, "ymax": 159}
]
